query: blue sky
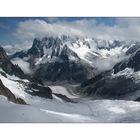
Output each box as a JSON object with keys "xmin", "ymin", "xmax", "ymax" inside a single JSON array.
[{"xmin": 0, "ymin": 17, "xmax": 116, "ymax": 44}]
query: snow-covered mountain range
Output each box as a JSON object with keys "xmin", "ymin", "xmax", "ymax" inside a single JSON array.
[
  {"xmin": 11, "ymin": 36, "xmax": 135, "ymax": 83},
  {"xmin": 1, "ymin": 35, "xmax": 140, "ymax": 122}
]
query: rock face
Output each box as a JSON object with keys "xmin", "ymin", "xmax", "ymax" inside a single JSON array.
[
  {"xmin": 78, "ymin": 43, "xmax": 140, "ymax": 100},
  {"xmin": 12, "ymin": 36, "xmax": 137, "ymax": 84},
  {"xmin": 80, "ymin": 74, "xmax": 139, "ymax": 100},
  {"xmin": 34, "ymin": 60, "xmax": 94, "ymax": 83},
  {"xmin": 0, "ymin": 79, "xmax": 26, "ymax": 105},
  {"xmin": 113, "ymin": 43, "xmax": 140, "ymax": 74},
  {"xmin": 0, "ymin": 46, "xmax": 26, "ymax": 104},
  {"xmin": 114, "ymin": 48, "xmax": 140, "ymax": 73},
  {"xmin": 11, "ymin": 36, "xmax": 99, "ymax": 83},
  {"xmin": 79, "ymin": 69, "xmax": 140, "ymax": 100},
  {"xmin": 53, "ymin": 93, "xmax": 74, "ymax": 102},
  {"xmin": 0, "ymin": 45, "xmax": 53, "ymax": 101},
  {"xmin": 26, "ymin": 82, "xmax": 53, "ymax": 99},
  {"xmin": 0, "ymin": 46, "xmax": 25, "ymax": 78}
]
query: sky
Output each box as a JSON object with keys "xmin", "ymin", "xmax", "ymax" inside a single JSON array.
[
  {"xmin": 1, "ymin": 17, "xmax": 140, "ymax": 53},
  {"xmin": 0, "ymin": 17, "xmax": 116, "ymax": 44}
]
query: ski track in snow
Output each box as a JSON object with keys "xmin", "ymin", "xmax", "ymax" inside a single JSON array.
[{"xmin": 40, "ymin": 109, "xmax": 93, "ymax": 122}]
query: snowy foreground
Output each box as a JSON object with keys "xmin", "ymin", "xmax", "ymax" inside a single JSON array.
[
  {"xmin": 1, "ymin": 95, "xmax": 140, "ymax": 122},
  {"xmin": 1, "ymin": 69, "xmax": 140, "ymax": 122}
]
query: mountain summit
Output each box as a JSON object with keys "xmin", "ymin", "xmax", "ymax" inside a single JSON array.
[{"xmin": 11, "ymin": 36, "xmax": 134, "ymax": 83}]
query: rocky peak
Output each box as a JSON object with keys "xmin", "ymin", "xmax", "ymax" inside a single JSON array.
[
  {"xmin": 113, "ymin": 45, "xmax": 140, "ymax": 74},
  {"xmin": 0, "ymin": 46, "xmax": 9, "ymax": 60},
  {"xmin": 0, "ymin": 45, "xmax": 24, "ymax": 78},
  {"xmin": 0, "ymin": 79, "xmax": 26, "ymax": 105}
]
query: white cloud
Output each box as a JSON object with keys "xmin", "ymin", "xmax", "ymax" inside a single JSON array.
[
  {"xmin": 13, "ymin": 18, "xmax": 140, "ymax": 42},
  {"xmin": 14, "ymin": 19, "xmax": 85, "ymax": 39},
  {"xmin": 3, "ymin": 41, "xmax": 32, "ymax": 55},
  {"xmin": 11, "ymin": 58, "xmax": 32, "ymax": 74},
  {"xmin": 92, "ymin": 53, "xmax": 128, "ymax": 72},
  {"xmin": 2, "ymin": 44, "xmax": 15, "ymax": 55}
]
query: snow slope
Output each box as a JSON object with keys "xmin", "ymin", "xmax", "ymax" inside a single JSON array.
[
  {"xmin": 1, "ymin": 70, "xmax": 140, "ymax": 122},
  {"xmin": 1, "ymin": 96, "xmax": 140, "ymax": 122},
  {"xmin": 1, "ymin": 67, "xmax": 140, "ymax": 122}
]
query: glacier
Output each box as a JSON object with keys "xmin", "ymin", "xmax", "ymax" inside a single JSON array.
[
  {"xmin": 0, "ymin": 70, "xmax": 140, "ymax": 122},
  {"xmin": 1, "ymin": 94, "xmax": 140, "ymax": 122}
]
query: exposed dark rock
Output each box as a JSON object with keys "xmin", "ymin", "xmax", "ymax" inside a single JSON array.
[
  {"xmin": 26, "ymin": 83, "xmax": 53, "ymax": 99},
  {"xmin": 0, "ymin": 45, "xmax": 25, "ymax": 78},
  {"xmin": 135, "ymin": 97, "xmax": 140, "ymax": 102},
  {"xmin": 79, "ymin": 70, "xmax": 140, "ymax": 100},
  {"xmin": 0, "ymin": 45, "xmax": 53, "ymax": 100},
  {"xmin": 126, "ymin": 42, "xmax": 140, "ymax": 55},
  {"xmin": 10, "ymin": 51, "xmax": 28, "ymax": 59},
  {"xmin": 28, "ymin": 38, "xmax": 43, "ymax": 58},
  {"xmin": 81, "ymin": 70, "xmax": 112, "ymax": 87},
  {"xmin": 0, "ymin": 79, "xmax": 26, "ymax": 105},
  {"xmin": 53, "ymin": 93, "xmax": 74, "ymax": 103},
  {"xmin": 34, "ymin": 61, "xmax": 95, "ymax": 83},
  {"xmin": 113, "ymin": 60, "xmax": 129, "ymax": 74},
  {"xmin": 15, "ymin": 98, "xmax": 27, "ymax": 105},
  {"xmin": 11, "ymin": 37, "xmax": 97, "ymax": 83},
  {"xmin": 113, "ymin": 43, "xmax": 140, "ymax": 74},
  {"xmin": 29, "ymin": 38, "xmax": 96, "ymax": 83},
  {"xmin": 114, "ymin": 49, "xmax": 140, "ymax": 74},
  {"xmin": 127, "ymin": 50, "xmax": 140, "ymax": 71}
]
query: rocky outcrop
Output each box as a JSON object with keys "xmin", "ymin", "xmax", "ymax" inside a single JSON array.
[
  {"xmin": 26, "ymin": 82, "xmax": 53, "ymax": 99},
  {"xmin": 53, "ymin": 93, "xmax": 74, "ymax": 102},
  {"xmin": 0, "ymin": 45, "xmax": 25, "ymax": 78},
  {"xmin": 114, "ymin": 44, "xmax": 140, "ymax": 74},
  {"xmin": 0, "ymin": 45, "xmax": 53, "ymax": 100},
  {"xmin": 11, "ymin": 37, "xmax": 97, "ymax": 83},
  {"xmin": 0, "ymin": 79, "xmax": 26, "ymax": 105},
  {"xmin": 79, "ymin": 69, "xmax": 140, "ymax": 100},
  {"xmin": 34, "ymin": 60, "xmax": 95, "ymax": 83}
]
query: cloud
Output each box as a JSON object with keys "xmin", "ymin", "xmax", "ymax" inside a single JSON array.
[
  {"xmin": 11, "ymin": 58, "xmax": 32, "ymax": 74},
  {"xmin": 13, "ymin": 18, "xmax": 140, "ymax": 41},
  {"xmin": 13, "ymin": 19, "xmax": 98, "ymax": 40},
  {"xmin": 92, "ymin": 53, "xmax": 128, "ymax": 72},
  {"xmin": 2, "ymin": 44, "xmax": 14, "ymax": 55},
  {"xmin": 3, "ymin": 41, "xmax": 32, "ymax": 55},
  {"xmin": 14, "ymin": 19, "xmax": 84, "ymax": 39}
]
